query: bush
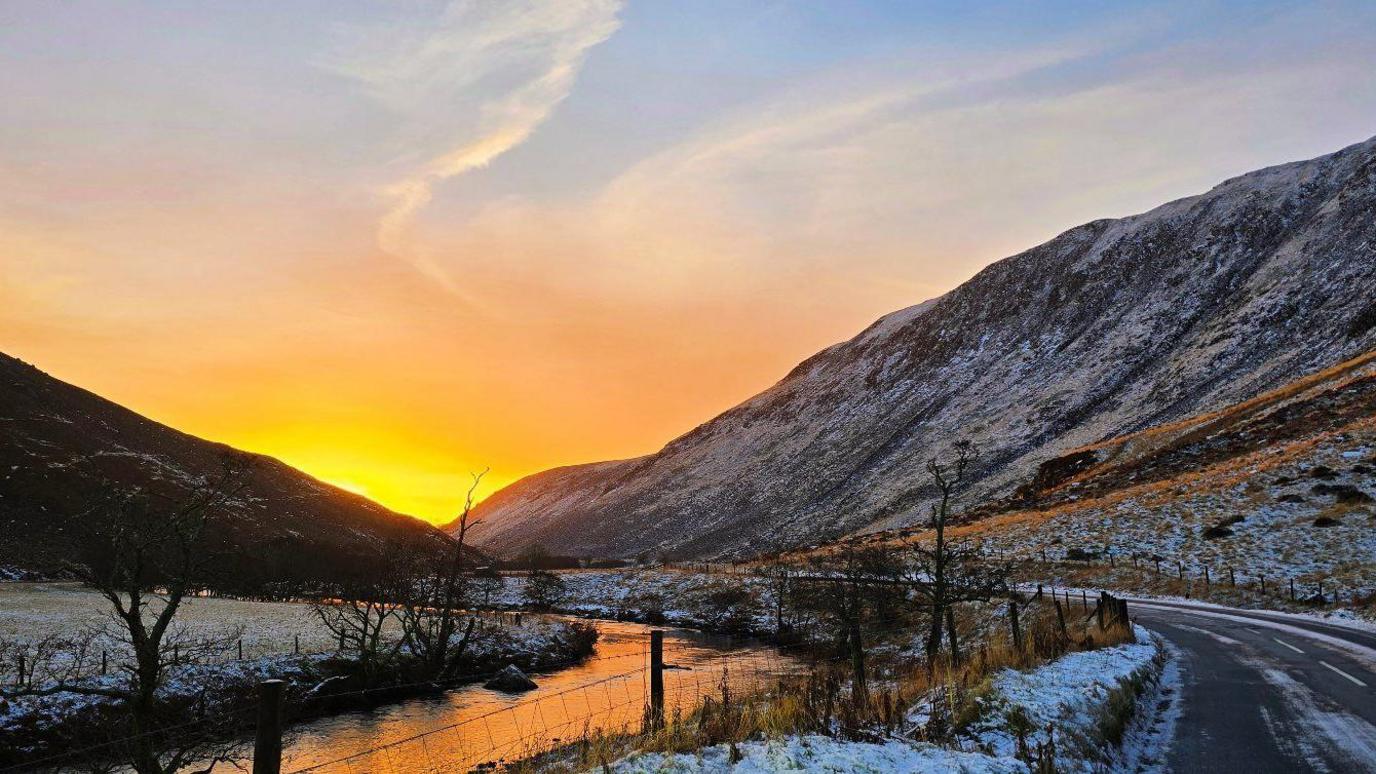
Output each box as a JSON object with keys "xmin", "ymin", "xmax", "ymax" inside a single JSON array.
[{"xmin": 523, "ymin": 569, "xmax": 568, "ymax": 609}]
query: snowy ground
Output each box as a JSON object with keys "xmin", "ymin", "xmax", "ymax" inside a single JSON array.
[
  {"xmin": 490, "ymin": 569, "xmax": 781, "ymax": 633},
  {"xmin": 954, "ymin": 435, "xmax": 1376, "ymax": 599},
  {"xmin": 606, "ymin": 626, "xmax": 1170, "ymax": 773},
  {"xmin": 0, "ymin": 582, "xmax": 333, "ymax": 659}
]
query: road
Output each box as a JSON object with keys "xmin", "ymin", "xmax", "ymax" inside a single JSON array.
[{"xmin": 1128, "ymin": 598, "xmax": 1376, "ymax": 772}]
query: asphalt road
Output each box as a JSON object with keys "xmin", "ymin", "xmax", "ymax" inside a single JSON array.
[{"xmin": 1129, "ymin": 598, "xmax": 1376, "ymax": 773}]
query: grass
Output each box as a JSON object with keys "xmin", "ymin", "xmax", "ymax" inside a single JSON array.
[{"xmin": 513, "ymin": 595, "xmax": 1140, "ymax": 771}]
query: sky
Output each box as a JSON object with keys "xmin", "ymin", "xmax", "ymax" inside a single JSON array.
[{"xmin": 3, "ymin": 1, "xmax": 1376, "ymax": 524}]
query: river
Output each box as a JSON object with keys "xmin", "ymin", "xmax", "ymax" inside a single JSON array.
[{"xmin": 278, "ymin": 618, "xmax": 804, "ymax": 772}]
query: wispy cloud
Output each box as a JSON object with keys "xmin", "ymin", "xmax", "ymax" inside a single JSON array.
[{"xmin": 329, "ymin": 0, "xmax": 623, "ymax": 296}]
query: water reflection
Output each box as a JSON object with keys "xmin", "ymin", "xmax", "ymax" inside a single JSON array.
[{"xmin": 279, "ymin": 619, "xmax": 801, "ymax": 773}]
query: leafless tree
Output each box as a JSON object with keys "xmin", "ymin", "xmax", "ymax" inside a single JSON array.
[
  {"xmin": 752, "ymin": 559, "xmax": 800, "ymax": 637},
  {"xmin": 800, "ymin": 543, "xmax": 905, "ymax": 703},
  {"xmin": 396, "ymin": 469, "xmax": 487, "ymax": 680},
  {"xmin": 907, "ymin": 441, "xmax": 1009, "ymax": 661},
  {"xmin": 310, "ymin": 547, "xmax": 411, "ymax": 682},
  {"xmin": 1, "ymin": 453, "xmax": 254, "ymax": 774}
]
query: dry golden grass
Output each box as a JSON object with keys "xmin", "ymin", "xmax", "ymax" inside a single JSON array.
[{"xmin": 514, "ymin": 598, "xmax": 1138, "ymax": 771}]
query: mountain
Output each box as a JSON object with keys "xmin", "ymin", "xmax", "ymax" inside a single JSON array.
[
  {"xmin": 466, "ymin": 135, "xmax": 1376, "ymax": 560},
  {"xmin": 0, "ymin": 352, "xmax": 457, "ymax": 586},
  {"xmin": 876, "ymin": 347, "xmax": 1376, "ymax": 590}
]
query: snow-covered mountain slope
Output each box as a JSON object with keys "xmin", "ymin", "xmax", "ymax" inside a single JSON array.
[
  {"xmin": 896, "ymin": 347, "xmax": 1376, "ymax": 594},
  {"xmin": 467, "ymin": 135, "xmax": 1376, "ymax": 560}
]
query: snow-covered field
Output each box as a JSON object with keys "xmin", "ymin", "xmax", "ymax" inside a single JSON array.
[
  {"xmin": 0, "ymin": 582, "xmax": 334, "ymax": 658},
  {"xmin": 606, "ymin": 626, "xmax": 1170, "ymax": 773},
  {"xmin": 490, "ymin": 569, "xmax": 780, "ymax": 632}
]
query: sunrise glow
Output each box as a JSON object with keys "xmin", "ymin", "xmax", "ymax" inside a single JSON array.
[{"xmin": 5, "ymin": 2, "xmax": 1376, "ymax": 524}]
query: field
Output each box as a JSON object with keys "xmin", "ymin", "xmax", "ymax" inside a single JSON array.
[{"xmin": 0, "ymin": 582, "xmax": 338, "ymax": 658}]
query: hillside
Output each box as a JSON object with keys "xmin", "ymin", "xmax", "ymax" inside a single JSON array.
[
  {"xmin": 0, "ymin": 353, "xmax": 457, "ymax": 586},
  {"xmin": 892, "ymin": 347, "xmax": 1376, "ymax": 593},
  {"xmin": 467, "ymin": 135, "xmax": 1376, "ymax": 560}
]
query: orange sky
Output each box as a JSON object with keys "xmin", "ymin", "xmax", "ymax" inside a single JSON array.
[{"xmin": 5, "ymin": 2, "xmax": 1376, "ymax": 524}]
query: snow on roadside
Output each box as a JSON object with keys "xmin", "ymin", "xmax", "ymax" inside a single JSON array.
[
  {"xmin": 606, "ymin": 735, "xmax": 1025, "ymax": 774},
  {"xmin": 605, "ymin": 626, "xmax": 1169, "ymax": 773}
]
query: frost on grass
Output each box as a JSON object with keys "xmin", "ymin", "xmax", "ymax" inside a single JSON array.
[{"xmin": 606, "ymin": 626, "xmax": 1166, "ymax": 773}]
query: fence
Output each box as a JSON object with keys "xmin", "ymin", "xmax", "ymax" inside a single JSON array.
[{"xmin": 1013, "ymin": 546, "xmax": 1370, "ymax": 608}]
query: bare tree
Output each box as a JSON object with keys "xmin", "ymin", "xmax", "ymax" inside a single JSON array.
[
  {"xmin": 908, "ymin": 441, "xmax": 1009, "ymax": 661},
  {"xmin": 311, "ymin": 546, "xmax": 411, "ymax": 683},
  {"xmin": 396, "ymin": 469, "xmax": 487, "ymax": 680},
  {"xmin": 1, "ymin": 453, "xmax": 254, "ymax": 774},
  {"xmin": 800, "ymin": 543, "xmax": 905, "ymax": 704},
  {"xmin": 753, "ymin": 559, "xmax": 800, "ymax": 637}
]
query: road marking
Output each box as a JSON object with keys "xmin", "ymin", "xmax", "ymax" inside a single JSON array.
[
  {"xmin": 1320, "ymin": 661, "xmax": 1369, "ymax": 687},
  {"xmin": 1272, "ymin": 637, "xmax": 1304, "ymax": 654}
]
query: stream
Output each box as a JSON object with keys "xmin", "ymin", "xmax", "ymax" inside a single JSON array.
[{"xmin": 278, "ymin": 618, "xmax": 805, "ymax": 772}]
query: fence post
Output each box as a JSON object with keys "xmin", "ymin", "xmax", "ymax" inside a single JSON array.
[
  {"xmin": 294, "ymin": 634, "xmax": 300, "ymax": 655},
  {"xmin": 1290, "ymin": 578, "xmax": 1296, "ymax": 601},
  {"xmin": 1109, "ymin": 551, "xmax": 1115, "ymax": 568},
  {"xmin": 1260, "ymin": 576, "xmax": 1266, "ymax": 595},
  {"xmin": 649, "ymin": 630, "xmax": 665, "ymax": 730},
  {"xmin": 1177, "ymin": 562, "xmax": 1184, "ymax": 581},
  {"xmin": 1009, "ymin": 601, "xmax": 1023, "ymax": 652},
  {"xmin": 252, "ymin": 679, "xmax": 285, "ymax": 774},
  {"xmin": 1054, "ymin": 598, "xmax": 1069, "ymax": 641},
  {"xmin": 238, "ymin": 639, "xmax": 244, "ymax": 661},
  {"xmin": 101, "ymin": 650, "xmax": 108, "ymax": 676},
  {"xmin": 1081, "ymin": 590, "xmax": 1087, "ymax": 609},
  {"xmin": 945, "ymin": 608, "xmax": 960, "ymax": 666},
  {"xmin": 1203, "ymin": 566, "xmax": 1210, "ymax": 591},
  {"xmin": 1097, "ymin": 593, "xmax": 1108, "ymax": 631},
  {"xmin": 1318, "ymin": 580, "xmax": 1325, "ymax": 605}
]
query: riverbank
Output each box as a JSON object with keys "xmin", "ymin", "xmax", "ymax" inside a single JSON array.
[{"xmin": 0, "ymin": 584, "xmax": 597, "ymax": 771}]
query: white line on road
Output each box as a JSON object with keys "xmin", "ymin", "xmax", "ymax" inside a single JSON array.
[
  {"xmin": 1320, "ymin": 661, "xmax": 1369, "ymax": 687},
  {"xmin": 1273, "ymin": 637, "xmax": 1305, "ymax": 654}
]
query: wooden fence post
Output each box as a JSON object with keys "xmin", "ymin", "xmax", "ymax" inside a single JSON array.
[
  {"xmin": 1290, "ymin": 578, "xmax": 1295, "ymax": 601},
  {"xmin": 1081, "ymin": 590, "xmax": 1087, "ymax": 609},
  {"xmin": 252, "ymin": 679, "xmax": 285, "ymax": 774},
  {"xmin": 649, "ymin": 630, "xmax": 665, "ymax": 730},
  {"xmin": 1177, "ymin": 562, "xmax": 1184, "ymax": 581},
  {"xmin": 1154, "ymin": 558, "xmax": 1161, "ymax": 574},
  {"xmin": 1054, "ymin": 598, "xmax": 1069, "ymax": 641},
  {"xmin": 238, "ymin": 639, "xmax": 243, "ymax": 660},
  {"xmin": 1203, "ymin": 566, "xmax": 1210, "ymax": 591},
  {"xmin": 1009, "ymin": 601, "xmax": 1023, "ymax": 652},
  {"xmin": 1318, "ymin": 580, "xmax": 1325, "ymax": 605},
  {"xmin": 294, "ymin": 634, "xmax": 300, "ymax": 655},
  {"xmin": 1097, "ymin": 593, "xmax": 1108, "ymax": 631},
  {"xmin": 1260, "ymin": 576, "xmax": 1266, "ymax": 595},
  {"xmin": 101, "ymin": 650, "xmax": 108, "ymax": 676}
]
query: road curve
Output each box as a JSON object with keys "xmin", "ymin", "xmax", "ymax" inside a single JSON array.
[{"xmin": 1128, "ymin": 599, "xmax": 1376, "ymax": 773}]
